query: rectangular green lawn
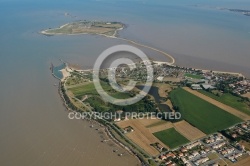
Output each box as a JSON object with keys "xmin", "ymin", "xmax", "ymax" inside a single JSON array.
[
  {"xmin": 153, "ymin": 128, "xmax": 189, "ymax": 149},
  {"xmin": 184, "ymin": 73, "xmax": 203, "ymax": 79},
  {"xmin": 69, "ymin": 82, "xmax": 133, "ymax": 100},
  {"xmin": 198, "ymin": 90, "xmax": 250, "ymax": 116},
  {"xmin": 170, "ymin": 88, "xmax": 242, "ymax": 134}
]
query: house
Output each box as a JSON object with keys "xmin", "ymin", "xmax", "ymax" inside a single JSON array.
[
  {"xmin": 156, "ymin": 143, "xmax": 164, "ymax": 151},
  {"xmin": 159, "ymin": 155, "xmax": 167, "ymax": 160},
  {"xmin": 165, "ymin": 152, "xmax": 176, "ymax": 159},
  {"xmin": 165, "ymin": 160, "xmax": 172, "ymax": 165},
  {"xmin": 212, "ymin": 142, "xmax": 226, "ymax": 149},
  {"xmin": 191, "ymin": 84, "xmax": 202, "ymax": 90},
  {"xmin": 201, "ymin": 84, "xmax": 215, "ymax": 90},
  {"xmin": 186, "ymin": 142, "xmax": 201, "ymax": 149},
  {"xmin": 192, "ymin": 151, "xmax": 199, "ymax": 157},
  {"xmin": 210, "ymin": 163, "xmax": 219, "ymax": 166},
  {"xmin": 181, "ymin": 157, "xmax": 188, "ymax": 164},
  {"xmin": 114, "ymin": 118, "xmax": 121, "ymax": 122},
  {"xmin": 157, "ymin": 76, "xmax": 164, "ymax": 82},
  {"xmin": 181, "ymin": 148, "xmax": 188, "ymax": 152},
  {"xmin": 235, "ymin": 153, "xmax": 242, "ymax": 158},
  {"xmin": 178, "ymin": 153, "xmax": 184, "ymax": 157}
]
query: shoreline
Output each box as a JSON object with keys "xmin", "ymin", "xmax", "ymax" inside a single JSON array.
[
  {"xmin": 52, "ymin": 68, "xmax": 144, "ymax": 166},
  {"xmin": 62, "ymin": 60, "xmax": 246, "ymax": 80}
]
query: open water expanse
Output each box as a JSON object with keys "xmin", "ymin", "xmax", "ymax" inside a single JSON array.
[{"xmin": 0, "ymin": 0, "xmax": 250, "ymax": 165}]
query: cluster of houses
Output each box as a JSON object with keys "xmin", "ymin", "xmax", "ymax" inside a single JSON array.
[
  {"xmin": 240, "ymin": 121, "xmax": 250, "ymax": 131},
  {"xmin": 158, "ymin": 141, "xmax": 212, "ymax": 166},
  {"xmin": 203, "ymin": 133, "xmax": 245, "ymax": 163},
  {"xmin": 103, "ymin": 61, "xmax": 250, "ymax": 98},
  {"xmin": 206, "ymin": 72, "xmax": 250, "ymax": 95},
  {"xmin": 227, "ymin": 153, "xmax": 243, "ymax": 162},
  {"xmin": 193, "ymin": 157, "xmax": 209, "ymax": 166},
  {"xmin": 223, "ymin": 121, "xmax": 250, "ymax": 141},
  {"xmin": 152, "ymin": 63, "xmax": 249, "ymax": 95},
  {"xmin": 203, "ymin": 133, "xmax": 224, "ymax": 144},
  {"xmin": 215, "ymin": 142, "xmax": 242, "ymax": 162},
  {"xmin": 230, "ymin": 79, "xmax": 250, "ymax": 95},
  {"xmin": 158, "ymin": 128, "xmax": 250, "ymax": 166}
]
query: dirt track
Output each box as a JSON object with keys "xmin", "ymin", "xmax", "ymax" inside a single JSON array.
[{"xmin": 183, "ymin": 87, "xmax": 250, "ymax": 121}]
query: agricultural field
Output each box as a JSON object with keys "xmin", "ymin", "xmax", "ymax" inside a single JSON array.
[
  {"xmin": 185, "ymin": 87, "xmax": 250, "ymax": 120},
  {"xmin": 147, "ymin": 121, "xmax": 173, "ymax": 133},
  {"xmin": 136, "ymin": 118, "xmax": 168, "ymax": 128},
  {"xmin": 199, "ymin": 90, "xmax": 250, "ymax": 116},
  {"xmin": 117, "ymin": 119, "xmax": 168, "ymax": 156},
  {"xmin": 169, "ymin": 88, "xmax": 242, "ymax": 134},
  {"xmin": 153, "ymin": 128, "xmax": 189, "ymax": 149},
  {"xmin": 173, "ymin": 120, "xmax": 206, "ymax": 141}
]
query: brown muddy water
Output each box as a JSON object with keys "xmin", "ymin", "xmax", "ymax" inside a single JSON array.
[{"xmin": 1, "ymin": 0, "xmax": 250, "ymax": 166}]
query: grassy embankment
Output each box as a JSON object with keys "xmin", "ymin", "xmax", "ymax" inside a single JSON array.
[
  {"xmin": 153, "ymin": 128, "xmax": 189, "ymax": 149},
  {"xmin": 169, "ymin": 88, "xmax": 242, "ymax": 134}
]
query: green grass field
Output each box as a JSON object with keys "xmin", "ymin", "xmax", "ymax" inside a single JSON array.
[
  {"xmin": 153, "ymin": 128, "xmax": 189, "ymax": 149},
  {"xmin": 170, "ymin": 88, "xmax": 242, "ymax": 134},
  {"xmin": 69, "ymin": 82, "xmax": 131, "ymax": 99},
  {"xmin": 69, "ymin": 82, "xmax": 100, "ymax": 98},
  {"xmin": 184, "ymin": 73, "xmax": 203, "ymax": 79},
  {"xmin": 198, "ymin": 90, "xmax": 250, "ymax": 116}
]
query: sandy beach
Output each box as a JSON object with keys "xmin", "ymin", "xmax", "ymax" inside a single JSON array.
[{"xmin": 60, "ymin": 67, "xmax": 72, "ymax": 81}]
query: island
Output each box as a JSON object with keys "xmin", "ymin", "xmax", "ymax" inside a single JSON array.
[
  {"xmin": 192, "ymin": 5, "xmax": 250, "ymax": 17},
  {"xmin": 41, "ymin": 20, "xmax": 124, "ymax": 37}
]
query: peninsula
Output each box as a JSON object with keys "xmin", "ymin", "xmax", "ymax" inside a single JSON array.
[
  {"xmin": 47, "ymin": 20, "xmax": 250, "ymax": 166},
  {"xmin": 53, "ymin": 60, "xmax": 250, "ymax": 166}
]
